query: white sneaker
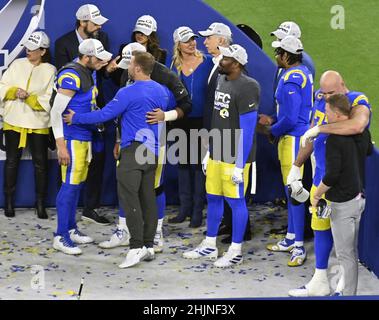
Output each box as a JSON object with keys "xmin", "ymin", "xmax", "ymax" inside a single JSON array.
[
  {"xmin": 53, "ymin": 235, "xmax": 82, "ymax": 255},
  {"xmin": 214, "ymin": 247, "xmax": 243, "ymax": 268},
  {"xmin": 183, "ymin": 239, "xmax": 218, "ymax": 260},
  {"xmin": 98, "ymin": 225, "xmax": 130, "ymax": 249},
  {"xmin": 153, "ymin": 229, "xmax": 164, "ymax": 253},
  {"xmin": 288, "ymin": 275, "xmax": 331, "ymax": 297},
  {"xmin": 69, "ymin": 229, "xmax": 94, "ymax": 244},
  {"xmin": 143, "ymin": 247, "xmax": 156, "ymax": 262},
  {"xmin": 119, "ymin": 247, "xmax": 148, "ymax": 269}
]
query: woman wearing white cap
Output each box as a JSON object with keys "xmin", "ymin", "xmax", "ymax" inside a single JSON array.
[
  {"xmin": 0, "ymin": 31, "xmax": 56, "ymax": 219},
  {"xmin": 131, "ymin": 15, "xmax": 167, "ymax": 64},
  {"xmin": 168, "ymin": 26, "xmax": 213, "ymax": 228}
]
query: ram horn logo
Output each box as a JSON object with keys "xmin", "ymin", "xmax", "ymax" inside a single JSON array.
[{"xmin": 0, "ymin": 0, "xmax": 46, "ymax": 75}]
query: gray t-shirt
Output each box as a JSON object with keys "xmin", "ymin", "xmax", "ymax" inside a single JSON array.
[{"xmin": 210, "ymin": 73, "xmax": 260, "ymax": 164}]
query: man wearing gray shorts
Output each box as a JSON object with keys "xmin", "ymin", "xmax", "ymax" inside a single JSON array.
[{"xmin": 311, "ymin": 94, "xmax": 372, "ymax": 295}]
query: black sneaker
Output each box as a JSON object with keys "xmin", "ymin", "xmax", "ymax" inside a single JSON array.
[{"xmin": 81, "ymin": 209, "xmax": 110, "ymax": 225}]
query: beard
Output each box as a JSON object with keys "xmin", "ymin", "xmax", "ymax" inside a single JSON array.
[
  {"xmin": 218, "ymin": 67, "xmax": 228, "ymax": 75},
  {"xmin": 84, "ymin": 25, "xmax": 99, "ymax": 39}
]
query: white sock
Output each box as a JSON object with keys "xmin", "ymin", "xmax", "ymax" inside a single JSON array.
[
  {"xmin": 119, "ymin": 217, "xmax": 127, "ymax": 228},
  {"xmin": 313, "ymin": 268, "xmax": 328, "ymax": 282},
  {"xmin": 230, "ymin": 242, "xmax": 242, "ymax": 253},
  {"xmin": 205, "ymin": 236, "xmax": 216, "ymax": 247},
  {"xmin": 286, "ymin": 233, "xmax": 295, "ymax": 240},
  {"xmin": 157, "ymin": 218, "xmax": 164, "ymax": 232},
  {"xmin": 294, "ymin": 241, "xmax": 304, "ymax": 248}
]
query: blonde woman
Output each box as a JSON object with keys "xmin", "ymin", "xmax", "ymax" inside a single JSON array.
[
  {"xmin": 169, "ymin": 26, "xmax": 213, "ymax": 228},
  {"xmin": 0, "ymin": 31, "xmax": 56, "ymax": 218}
]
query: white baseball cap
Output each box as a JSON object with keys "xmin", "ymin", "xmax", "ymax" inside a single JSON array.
[
  {"xmin": 118, "ymin": 42, "xmax": 147, "ymax": 69},
  {"xmin": 79, "ymin": 38, "xmax": 112, "ymax": 61},
  {"xmin": 23, "ymin": 31, "xmax": 50, "ymax": 51},
  {"xmin": 173, "ymin": 26, "xmax": 198, "ymax": 43},
  {"xmin": 199, "ymin": 22, "xmax": 232, "ymax": 40},
  {"xmin": 133, "ymin": 15, "xmax": 157, "ymax": 36},
  {"xmin": 219, "ymin": 44, "xmax": 248, "ymax": 65},
  {"xmin": 272, "ymin": 35, "xmax": 304, "ymax": 54},
  {"xmin": 271, "ymin": 21, "xmax": 301, "ymax": 40},
  {"xmin": 76, "ymin": 4, "xmax": 108, "ymax": 26},
  {"xmin": 289, "ymin": 180, "xmax": 310, "ymax": 204}
]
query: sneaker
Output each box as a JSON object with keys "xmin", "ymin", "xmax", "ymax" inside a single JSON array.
[
  {"xmin": 119, "ymin": 247, "xmax": 148, "ymax": 269},
  {"xmin": 288, "ymin": 246, "xmax": 307, "ymax": 267},
  {"xmin": 214, "ymin": 247, "xmax": 243, "ymax": 268},
  {"xmin": 53, "ymin": 234, "xmax": 82, "ymax": 255},
  {"xmin": 153, "ymin": 229, "xmax": 164, "ymax": 253},
  {"xmin": 81, "ymin": 209, "xmax": 110, "ymax": 225},
  {"xmin": 288, "ymin": 278, "xmax": 330, "ymax": 297},
  {"xmin": 69, "ymin": 229, "xmax": 94, "ymax": 244},
  {"xmin": 266, "ymin": 238, "xmax": 294, "ymax": 252},
  {"xmin": 182, "ymin": 239, "xmax": 218, "ymax": 260},
  {"xmin": 332, "ymin": 292, "xmax": 343, "ymax": 297},
  {"xmin": 98, "ymin": 226, "xmax": 130, "ymax": 249},
  {"xmin": 143, "ymin": 247, "xmax": 156, "ymax": 262}
]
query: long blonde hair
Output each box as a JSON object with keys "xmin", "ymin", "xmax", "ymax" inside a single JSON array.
[{"xmin": 171, "ymin": 41, "xmax": 203, "ymax": 75}]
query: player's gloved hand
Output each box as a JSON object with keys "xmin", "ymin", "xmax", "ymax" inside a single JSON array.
[
  {"xmin": 316, "ymin": 199, "xmax": 332, "ymax": 219},
  {"xmin": 231, "ymin": 167, "xmax": 244, "ymax": 184},
  {"xmin": 287, "ymin": 165, "xmax": 301, "ymax": 185},
  {"xmin": 202, "ymin": 150, "xmax": 210, "ymax": 176},
  {"xmin": 302, "ymin": 126, "xmax": 320, "ymax": 147}
]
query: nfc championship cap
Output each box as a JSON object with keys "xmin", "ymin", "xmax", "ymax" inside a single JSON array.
[
  {"xmin": 271, "ymin": 35, "xmax": 304, "ymax": 54},
  {"xmin": 289, "ymin": 180, "xmax": 309, "ymax": 205},
  {"xmin": 173, "ymin": 26, "xmax": 198, "ymax": 43},
  {"xmin": 79, "ymin": 38, "xmax": 112, "ymax": 61},
  {"xmin": 271, "ymin": 21, "xmax": 301, "ymax": 40},
  {"xmin": 118, "ymin": 42, "xmax": 147, "ymax": 69},
  {"xmin": 23, "ymin": 31, "xmax": 50, "ymax": 51},
  {"xmin": 218, "ymin": 44, "xmax": 248, "ymax": 65},
  {"xmin": 133, "ymin": 15, "xmax": 157, "ymax": 36},
  {"xmin": 198, "ymin": 22, "xmax": 232, "ymax": 40},
  {"xmin": 76, "ymin": 4, "xmax": 108, "ymax": 25}
]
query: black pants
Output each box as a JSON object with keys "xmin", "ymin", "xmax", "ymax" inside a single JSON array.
[
  {"xmin": 4, "ymin": 130, "xmax": 48, "ymax": 200},
  {"xmin": 116, "ymin": 142, "xmax": 158, "ymax": 249}
]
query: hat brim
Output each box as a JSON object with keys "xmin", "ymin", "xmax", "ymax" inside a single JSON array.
[
  {"xmin": 96, "ymin": 50, "xmax": 112, "ymax": 61},
  {"xmin": 178, "ymin": 33, "xmax": 198, "ymax": 43},
  {"xmin": 133, "ymin": 27, "xmax": 153, "ymax": 36},
  {"xmin": 117, "ymin": 58, "xmax": 130, "ymax": 70},
  {"xmin": 198, "ymin": 30, "xmax": 212, "ymax": 37},
  {"xmin": 91, "ymin": 16, "xmax": 108, "ymax": 26},
  {"xmin": 271, "ymin": 40, "xmax": 282, "ymax": 49},
  {"xmin": 271, "ymin": 30, "xmax": 286, "ymax": 40},
  {"xmin": 23, "ymin": 42, "xmax": 40, "ymax": 51}
]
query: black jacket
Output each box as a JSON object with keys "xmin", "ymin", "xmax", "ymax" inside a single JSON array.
[{"xmin": 54, "ymin": 30, "xmax": 110, "ymax": 108}]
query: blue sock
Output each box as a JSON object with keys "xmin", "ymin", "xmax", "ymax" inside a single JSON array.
[
  {"xmin": 56, "ymin": 183, "xmax": 78, "ymax": 237},
  {"xmin": 119, "ymin": 205, "xmax": 126, "ymax": 218},
  {"xmin": 156, "ymin": 192, "xmax": 166, "ymax": 220},
  {"xmin": 206, "ymin": 194, "xmax": 224, "ymax": 237},
  {"xmin": 314, "ymin": 229, "xmax": 333, "ymax": 269},
  {"xmin": 285, "ymin": 187, "xmax": 295, "ymax": 235},
  {"xmin": 68, "ymin": 183, "xmax": 83, "ymax": 231},
  {"xmin": 225, "ymin": 197, "xmax": 248, "ymax": 244},
  {"xmin": 291, "ymin": 201, "xmax": 305, "ymax": 243}
]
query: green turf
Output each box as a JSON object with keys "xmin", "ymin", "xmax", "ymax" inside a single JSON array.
[{"xmin": 204, "ymin": 0, "xmax": 378, "ymax": 143}]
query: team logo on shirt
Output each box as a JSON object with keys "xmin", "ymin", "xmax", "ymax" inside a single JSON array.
[{"xmin": 220, "ymin": 108, "xmax": 229, "ymax": 119}]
